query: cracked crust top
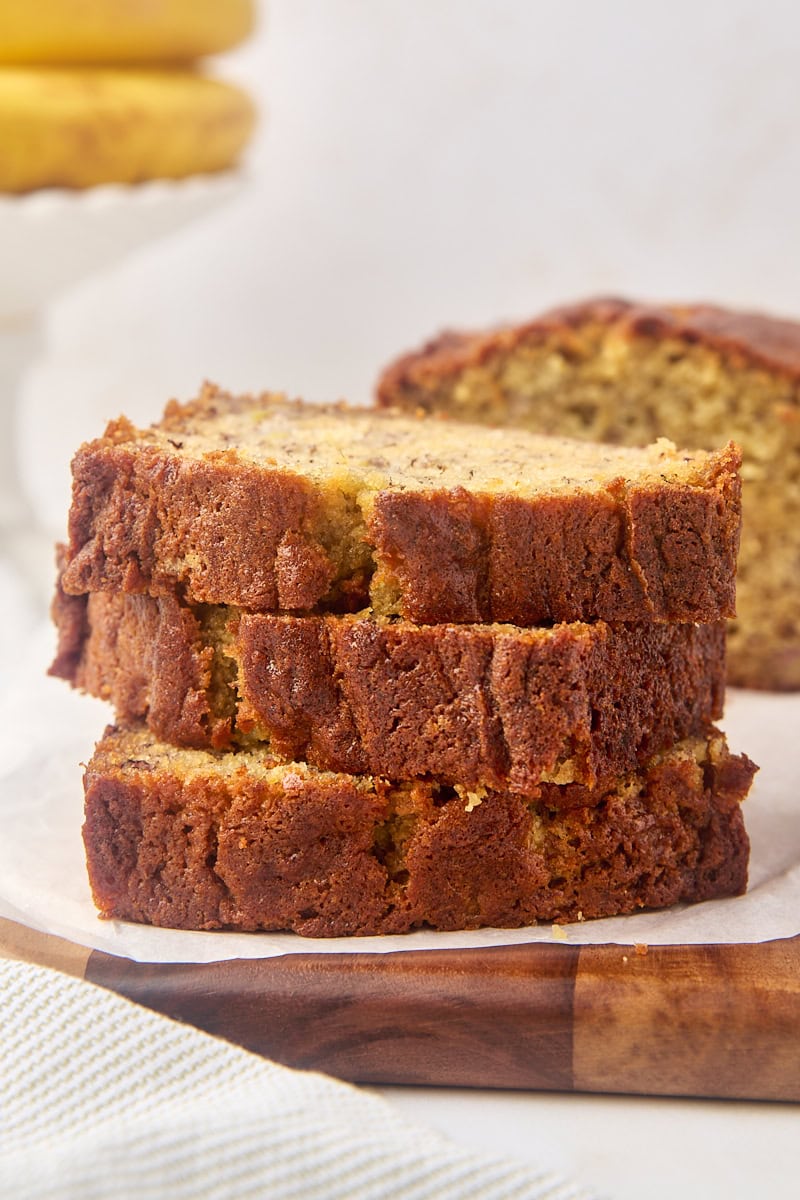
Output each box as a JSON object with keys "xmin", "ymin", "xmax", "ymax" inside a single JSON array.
[{"xmin": 376, "ymin": 296, "xmax": 800, "ymax": 399}]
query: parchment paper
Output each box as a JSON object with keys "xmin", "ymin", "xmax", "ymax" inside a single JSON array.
[{"xmin": 1, "ymin": 624, "xmax": 798, "ymax": 963}]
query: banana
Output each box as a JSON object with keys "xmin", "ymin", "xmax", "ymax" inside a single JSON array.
[
  {"xmin": 0, "ymin": 0, "xmax": 255, "ymax": 64},
  {"xmin": 0, "ymin": 67, "xmax": 256, "ymax": 192}
]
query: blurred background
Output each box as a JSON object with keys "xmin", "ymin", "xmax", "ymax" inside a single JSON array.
[{"xmin": 8, "ymin": 0, "xmax": 800, "ymax": 573}]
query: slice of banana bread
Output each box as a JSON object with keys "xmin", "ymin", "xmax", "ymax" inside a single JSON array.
[
  {"xmin": 52, "ymin": 584, "xmax": 727, "ymax": 791},
  {"xmin": 60, "ymin": 384, "xmax": 741, "ymax": 626},
  {"xmin": 376, "ymin": 297, "xmax": 800, "ymax": 688},
  {"xmin": 83, "ymin": 724, "xmax": 754, "ymax": 938}
]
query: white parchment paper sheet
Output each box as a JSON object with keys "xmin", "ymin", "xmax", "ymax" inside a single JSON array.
[{"xmin": 1, "ymin": 625, "xmax": 798, "ymax": 963}]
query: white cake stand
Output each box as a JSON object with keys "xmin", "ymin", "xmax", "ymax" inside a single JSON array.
[{"xmin": 0, "ymin": 172, "xmax": 248, "ymax": 601}]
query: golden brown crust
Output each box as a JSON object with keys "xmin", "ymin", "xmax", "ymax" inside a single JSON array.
[
  {"xmin": 376, "ymin": 296, "xmax": 800, "ymax": 398},
  {"xmin": 82, "ymin": 725, "xmax": 754, "ymax": 938},
  {"xmin": 52, "ymin": 587, "xmax": 222, "ymax": 748},
  {"xmin": 59, "ymin": 388, "xmax": 742, "ymax": 625},
  {"xmin": 613, "ymin": 300, "xmax": 800, "ymax": 378},
  {"xmin": 63, "ymin": 438, "xmax": 337, "ymax": 612},
  {"xmin": 369, "ymin": 451, "xmax": 741, "ymax": 624},
  {"xmin": 49, "ymin": 544, "xmax": 90, "ymax": 682},
  {"xmin": 52, "ymin": 587, "xmax": 727, "ymax": 791},
  {"xmin": 234, "ymin": 613, "xmax": 725, "ymax": 791}
]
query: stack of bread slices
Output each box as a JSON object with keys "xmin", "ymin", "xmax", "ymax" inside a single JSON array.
[{"xmin": 52, "ymin": 384, "xmax": 756, "ymax": 937}]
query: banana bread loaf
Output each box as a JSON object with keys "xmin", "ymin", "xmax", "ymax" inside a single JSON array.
[
  {"xmin": 83, "ymin": 724, "xmax": 754, "ymax": 938},
  {"xmin": 60, "ymin": 383, "xmax": 742, "ymax": 626},
  {"xmin": 52, "ymin": 584, "xmax": 727, "ymax": 791},
  {"xmin": 376, "ymin": 297, "xmax": 800, "ymax": 688}
]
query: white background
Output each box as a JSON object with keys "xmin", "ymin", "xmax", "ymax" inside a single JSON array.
[{"xmin": 6, "ymin": 3, "xmax": 800, "ymax": 1196}]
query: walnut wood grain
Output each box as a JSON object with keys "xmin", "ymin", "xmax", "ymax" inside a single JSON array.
[
  {"xmin": 85, "ymin": 941, "xmax": 578, "ymax": 1091},
  {"xmin": 84, "ymin": 935, "xmax": 800, "ymax": 1101}
]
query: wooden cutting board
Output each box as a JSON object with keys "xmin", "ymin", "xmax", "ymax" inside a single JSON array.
[{"xmin": 3, "ymin": 918, "xmax": 798, "ymax": 1101}]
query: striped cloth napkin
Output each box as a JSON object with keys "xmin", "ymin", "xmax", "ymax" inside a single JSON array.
[{"xmin": 1, "ymin": 960, "xmax": 597, "ymax": 1200}]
